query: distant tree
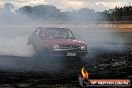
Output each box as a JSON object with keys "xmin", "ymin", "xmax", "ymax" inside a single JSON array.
[
  {"xmin": 99, "ymin": 4, "xmax": 132, "ymax": 21},
  {"xmin": 16, "ymin": 4, "xmax": 132, "ymax": 22},
  {"xmin": 4, "ymin": 3, "xmax": 14, "ymax": 12},
  {"xmin": 17, "ymin": 6, "xmax": 32, "ymax": 16},
  {"xmin": 17, "ymin": 5, "xmax": 62, "ymax": 21}
]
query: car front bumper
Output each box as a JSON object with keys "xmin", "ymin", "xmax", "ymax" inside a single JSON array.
[{"xmin": 50, "ymin": 49, "xmax": 88, "ymax": 57}]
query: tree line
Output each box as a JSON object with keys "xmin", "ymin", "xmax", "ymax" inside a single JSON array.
[{"xmin": 1, "ymin": 3, "xmax": 132, "ymax": 22}]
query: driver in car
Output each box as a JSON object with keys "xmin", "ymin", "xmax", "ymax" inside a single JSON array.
[{"xmin": 57, "ymin": 30, "xmax": 68, "ymax": 39}]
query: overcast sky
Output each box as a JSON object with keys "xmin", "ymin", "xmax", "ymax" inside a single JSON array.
[{"xmin": 1, "ymin": 0, "xmax": 131, "ymax": 11}]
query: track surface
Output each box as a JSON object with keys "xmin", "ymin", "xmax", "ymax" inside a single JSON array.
[{"xmin": 0, "ymin": 45, "xmax": 131, "ymax": 87}]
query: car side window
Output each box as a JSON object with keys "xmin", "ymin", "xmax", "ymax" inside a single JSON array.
[
  {"xmin": 33, "ymin": 27, "xmax": 41, "ymax": 37},
  {"xmin": 39, "ymin": 29, "xmax": 45, "ymax": 39},
  {"xmin": 68, "ymin": 30, "xmax": 75, "ymax": 39}
]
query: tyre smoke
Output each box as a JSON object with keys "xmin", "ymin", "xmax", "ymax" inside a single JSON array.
[{"xmin": 0, "ymin": 3, "xmax": 126, "ymax": 73}]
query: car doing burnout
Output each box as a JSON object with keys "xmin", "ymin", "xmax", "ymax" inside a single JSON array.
[{"xmin": 28, "ymin": 27, "xmax": 88, "ymax": 58}]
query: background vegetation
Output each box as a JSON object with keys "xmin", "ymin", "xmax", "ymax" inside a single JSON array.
[{"xmin": 1, "ymin": 3, "xmax": 132, "ymax": 22}]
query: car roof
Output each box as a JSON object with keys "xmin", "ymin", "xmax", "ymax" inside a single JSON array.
[
  {"xmin": 46, "ymin": 27, "xmax": 69, "ymax": 30},
  {"xmin": 38, "ymin": 27, "xmax": 69, "ymax": 31}
]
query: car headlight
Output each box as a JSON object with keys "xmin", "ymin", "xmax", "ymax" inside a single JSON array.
[
  {"xmin": 53, "ymin": 45, "xmax": 60, "ymax": 49},
  {"xmin": 81, "ymin": 46, "xmax": 87, "ymax": 50}
]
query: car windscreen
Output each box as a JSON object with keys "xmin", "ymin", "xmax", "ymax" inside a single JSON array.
[{"xmin": 45, "ymin": 28, "xmax": 75, "ymax": 39}]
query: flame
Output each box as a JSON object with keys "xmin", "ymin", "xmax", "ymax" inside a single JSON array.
[
  {"xmin": 79, "ymin": 67, "xmax": 90, "ymax": 86},
  {"xmin": 81, "ymin": 67, "xmax": 89, "ymax": 79}
]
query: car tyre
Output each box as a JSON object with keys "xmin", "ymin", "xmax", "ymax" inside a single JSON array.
[{"xmin": 41, "ymin": 48, "xmax": 52, "ymax": 58}]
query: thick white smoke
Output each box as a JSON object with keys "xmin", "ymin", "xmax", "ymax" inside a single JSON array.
[
  {"xmin": 0, "ymin": 24, "xmax": 125, "ymax": 58},
  {"xmin": 0, "ymin": 3, "xmax": 126, "ymax": 73},
  {"xmin": 0, "ymin": 24, "xmax": 125, "ymax": 72},
  {"xmin": 0, "ymin": 26, "xmax": 36, "ymax": 57},
  {"xmin": 0, "ymin": 36, "xmax": 34, "ymax": 57}
]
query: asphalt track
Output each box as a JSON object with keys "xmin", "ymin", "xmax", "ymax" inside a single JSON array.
[{"xmin": 0, "ymin": 44, "xmax": 131, "ymax": 87}]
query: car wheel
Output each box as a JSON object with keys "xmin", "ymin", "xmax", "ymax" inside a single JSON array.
[{"xmin": 41, "ymin": 48, "xmax": 52, "ymax": 58}]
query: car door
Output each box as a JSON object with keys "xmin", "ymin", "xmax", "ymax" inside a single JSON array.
[
  {"xmin": 32, "ymin": 27, "xmax": 42, "ymax": 52},
  {"xmin": 37, "ymin": 28, "xmax": 46, "ymax": 52}
]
